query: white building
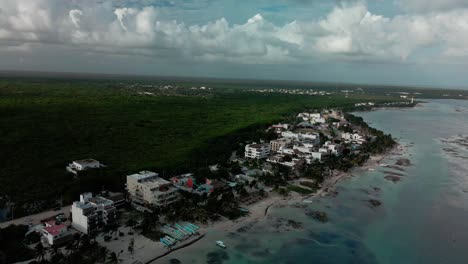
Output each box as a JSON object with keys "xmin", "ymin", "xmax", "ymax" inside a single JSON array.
[
  {"xmin": 281, "ymin": 131, "xmax": 300, "ymax": 139},
  {"xmin": 127, "ymin": 171, "xmax": 179, "ymax": 209},
  {"xmin": 270, "ymin": 138, "xmax": 292, "ymax": 152},
  {"xmin": 297, "ymin": 113, "xmax": 325, "ymax": 123},
  {"xmin": 281, "ymin": 131, "xmax": 320, "ymax": 145},
  {"xmin": 309, "ymin": 113, "xmax": 326, "ymax": 124},
  {"xmin": 71, "ymin": 193, "xmax": 116, "ymax": 234},
  {"xmin": 301, "ymin": 133, "xmax": 321, "ymax": 145},
  {"xmin": 342, "ymin": 132, "xmax": 366, "ymax": 144},
  {"xmin": 310, "ymin": 152, "xmax": 324, "ymax": 161},
  {"xmin": 41, "ymin": 221, "xmax": 72, "ymax": 246},
  {"xmin": 321, "ymin": 141, "xmax": 343, "ymax": 155},
  {"xmin": 280, "ymin": 147, "xmax": 295, "ymax": 155},
  {"xmin": 297, "ymin": 112, "xmax": 310, "ymax": 121},
  {"xmin": 235, "ymin": 174, "xmax": 255, "ymax": 184},
  {"xmin": 66, "ymin": 159, "xmax": 102, "ymax": 174},
  {"xmin": 245, "ymin": 143, "xmax": 271, "ymax": 159},
  {"xmin": 293, "ymin": 144, "xmax": 313, "ymax": 155},
  {"xmin": 270, "ymin": 123, "xmax": 289, "ymax": 130}
]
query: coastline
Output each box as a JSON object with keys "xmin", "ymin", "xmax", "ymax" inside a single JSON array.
[
  {"xmin": 306, "ymin": 142, "xmax": 402, "ymax": 200},
  {"xmin": 10, "ymin": 142, "xmax": 402, "ymax": 264},
  {"xmin": 207, "ymin": 143, "xmax": 400, "ymax": 232},
  {"xmin": 147, "ymin": 143, "xmax": 401, "ymax": 263}
]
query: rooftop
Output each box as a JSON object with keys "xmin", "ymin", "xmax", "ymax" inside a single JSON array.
[
  {"xmin": 88, "ymin": 196, "xmax": 114, "ymax": 206},
  {"xmin": 43, "ymin": 224, "xmax": 67, "ymax": 236},
  {"xmin": 271, "ymin": 138, "xmax": 291, "ymax": 142},
  {"xmin": 73, "ymin": 159, "xmax": 99, "ymax": 165},
  {"xmin": 127, "ymin": 170, "xmax": 159, "ymax": 180},
  {"xmin": 297, "ymin": 122, "xmax": 314, "ymax": 128},
  {"xmin": 247, "ymin": 143, "xmax": 268, "ymax": 149},
  {"xmin": 128, "ymin": 171, "xmax": 171, "ymax": 189},
  {"xmin": 143, "ymin": 178, "xmax": 172, "ymax": 190},
  {"xmin": 73, "ymin": 201, "xmax": 95, "ymax": 210}
]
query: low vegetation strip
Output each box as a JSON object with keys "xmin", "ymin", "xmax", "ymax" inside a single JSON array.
[{"xmin": 287, "ymin": 185, "xmax": 314, "ymax": 194}]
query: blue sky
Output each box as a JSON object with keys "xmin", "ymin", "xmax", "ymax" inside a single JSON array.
[{"xmin": 1, "ymin": 0, "xmax": 468, "ymax": 88}]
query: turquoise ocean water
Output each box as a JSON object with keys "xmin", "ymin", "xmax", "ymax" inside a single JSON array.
[{"xmin": 162, "ymin": 99, "xmax": 468, "ymax": 264}]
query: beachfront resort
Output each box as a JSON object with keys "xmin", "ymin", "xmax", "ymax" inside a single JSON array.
[{"xmin": 0, "ymin": 107, "xmax": 396, "ymax": 264}]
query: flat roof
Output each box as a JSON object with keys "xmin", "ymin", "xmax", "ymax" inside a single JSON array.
[
  {"xmin": 127, "ymin": 170, "xmax": 159, "ymax": 180},
  {"xmin": 73, "ymin": 201, "xmax": 94, "ymax": 209},
  {"xmin": 247, "ymin": 143, "xmax": 268, "ymax": 148},
  {"xmin": 139, "ymin": 177, "xmax": 171, "ymax": 189},
  {"xmin": 88, "ymin": 196, "xmax": 114, "ymax": 206},
  {"xmin": 271, "ymin": 138, "xmax": 291, "ymax": 142},
  {"xmin": 73, "ymin": 159, "xmax": 99, "ymax": 165},
  {"xmin": 43, "ymin": 224, "xmax": 67, "ymax": 236}
]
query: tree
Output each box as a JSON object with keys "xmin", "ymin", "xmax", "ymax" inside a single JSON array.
[
  {"xmin": 230, "ymin": 162, "xmax": 242, "ymax": 175},
  {"xmin": 194, "ymin": 167, "xmax": 211, "ymax": 184},
  {"xmin": 65, "ymin": 242, "xmax": 76, "ymax": 256},
  {"xmin": 106, "ymin": 252, "xmax": 119, "ymax": 264},
  {"xmin": 97, "ymin": 247, "xmax": 108, "ymax": 263},
  {"xmin": 49, "ymin": 245, "xmax": 63, "ymax": 263},
  {"xmin": 34, "ymin": 243, "xmax": 46, "ymax": 262},
  {"xmin": 126, "ymin": 216, "xmax": 137, "ymax": 230},
  {"xmin": 140, "ymin": 212, "xmax": 159, "ymax": 234},
  {"xmin": 259, "ymin": 189, "xmax": 266, "ymax": 197},
  {"xmin": 127, "ymin": 238, "xmax": 134, "ymax": 256},
  {"xmin": 78, "ymin": 234, "xmax": 91, "ymax": 250}
]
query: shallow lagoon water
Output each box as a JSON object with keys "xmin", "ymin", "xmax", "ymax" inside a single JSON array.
[{"xmin": 163, "ymin": 100, "xmax": 468, "ymax": 264}]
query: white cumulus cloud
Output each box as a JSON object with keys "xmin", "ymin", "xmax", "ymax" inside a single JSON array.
[{"xmin": 0, "ymin": 0, "xmax": 468, "ymax": 65}]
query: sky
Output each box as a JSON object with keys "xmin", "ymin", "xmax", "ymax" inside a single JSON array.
[{"xmin": 1, "ymin": 0, "xmax": 468, "ymax": 88}]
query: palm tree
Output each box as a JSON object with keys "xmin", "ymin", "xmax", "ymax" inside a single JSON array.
[
  {"xmin": 78, "ymin": 234, "xmax": 90, "ymax": 250},
  {"xmin": 65, "ymin": 242, "xmax": 75, "ymax": 256},
  {"xmin": 106, "ymin": 252, "xmax": 119, "ymax": 264},
  {"xmin": 49, "ymin": 245, "xmax": 63, "ymax": 262},
  {"xmin": 97, "ymin": 247, "xmax": 107, "ymax": 263},
  {"xmin": 34, "ymin": 243, "xmax": 46, "ymax": 262}
]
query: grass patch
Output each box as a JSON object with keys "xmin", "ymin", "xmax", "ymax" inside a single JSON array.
[
  {"xmin": 299, "ymin": 181, "xmax": 318, "ymax": 190},
  {"xmin": 287, "ymin": 185, "xmax": 313, "ymax": 195}
]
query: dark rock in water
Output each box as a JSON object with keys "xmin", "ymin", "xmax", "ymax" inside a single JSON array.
[
  {"xmin": 384, "ymin": 165, "xmax": 406, "ymax": 172},
  {"xmin": 325, "ymin": 190, "xmax": 339, "ymax": 197},
  {"xmin": 292, "ymin": 204, "xmax": 307, "ymax": 209},
  {"xmin": 169, "ymin": 259, "xmax": 181, "ymax": 264},
  {"xmin": 206, "ymin": 250, "xmax": 229, "ymax": 264},
  {"xmin": 384, "ymin": 175, "xmax": 401, "ymax": 183},
  {"xmin": 306, "ymin": 210, "xmax": 329, "ymax": 223},
  {"xmin": 373, "ymin": 187, "xmax": 381, "ymax": 192},
  {"xmin": 382, "ymin": 170, "xmax": 405, "ymax": 177},
  {"xmin": 395, "ymin": 158, "xmax": 411, "ymax": 166},
  {"xmin": 287, "ymin": 219, "xmax": 303, "ymax": 229},
  {"xmin": 236, "ymin": 223, "xmax": 254, "ymax": 233},
  {"xmin": 227, "ymin": 232, "xmax": 239, "ymax": 239},
  {"xmin": 309, "ymin": 231, "xmax": 340, "ymax": 244},
  {"xmin": 251, "ymin": 248, "xmax": 272, "ymax": 257},
  {"xmin": 358, "ymin": 188, "xmax": 371, "ymax": 195},
  {"xmin": 368, "ymin": 199, "xmax": 382, "ymax": 207}
]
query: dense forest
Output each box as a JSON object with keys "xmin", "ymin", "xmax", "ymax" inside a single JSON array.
[{"xmin": 0, "ymin": 78, "xmax": 395, "ymax": 218}]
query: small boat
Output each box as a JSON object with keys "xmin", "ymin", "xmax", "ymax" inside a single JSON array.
[{"xmin": 216, "ymin": 240, "xmax": 226, "ymax": 249}]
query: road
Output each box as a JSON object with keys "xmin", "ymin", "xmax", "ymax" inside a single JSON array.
[{"xmin": 0, "ymin": 205, "xmax": 72, "ymax": 229}]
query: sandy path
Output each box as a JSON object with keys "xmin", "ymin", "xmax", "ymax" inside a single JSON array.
[{"xmin": 0, "ymin": 205, "xmax": 71, "ymax": 229}]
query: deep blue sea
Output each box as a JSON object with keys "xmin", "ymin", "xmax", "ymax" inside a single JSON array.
[{"xmin": 162, "ymin": 99, "xmax": 468, "ymax": 264}]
